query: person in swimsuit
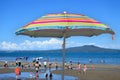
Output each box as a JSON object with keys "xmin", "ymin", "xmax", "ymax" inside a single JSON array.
[
  {"xmin": 83, "ymin": 64, "xmax": 87, "ymax": 76},
  {"xmin": 78, "ymin": 63, "xmax": 81, "ymax": 73},
  {"xmin": 15, "ymin": 66, "xmax": 21, "ymax": 80}
]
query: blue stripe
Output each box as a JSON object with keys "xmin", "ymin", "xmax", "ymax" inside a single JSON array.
[{"xmin": 26, "ymin": 26, "xmax": 106, "ymax": 31}]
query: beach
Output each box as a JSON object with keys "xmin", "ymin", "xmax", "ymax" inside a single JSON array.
[
  {"xmin": 52, "ymin": 64, "xmax": 120, "ymax": 80},
  {"xmin": 0, "ymin": 61, "xmax": 120, "ymax": 80},
  {"xmin": 0, "ymin": 51, "xmax": 120, "ymax": 80}
]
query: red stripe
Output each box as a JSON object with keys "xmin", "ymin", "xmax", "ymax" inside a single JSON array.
[{"xmin": 31, "ymin": 20, "xmax": 100, "ymax": 24}]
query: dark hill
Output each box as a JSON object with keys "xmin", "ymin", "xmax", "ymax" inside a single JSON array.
[
  {"xmin": 65, "ymin": 45, "xmax": 120, "ymax": 53},
  {"xmin": 45, "ymin": 45, "xmax": 120, "ymax": 53}
]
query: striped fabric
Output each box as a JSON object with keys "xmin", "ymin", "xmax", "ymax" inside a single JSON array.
[
  {"xmin": 16, "ymin": 12, "xmax": 114, "ymax": 37},
  {"xmin": 21, "ymin": 13, "xmax": 109, "ymax": 31}
]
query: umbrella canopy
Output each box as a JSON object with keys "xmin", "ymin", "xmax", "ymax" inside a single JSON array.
[
  {"xmin": 15, "ymin": 11, "xmax": 115, "ymax": 80},
  {"xmin": 16, "ymin": 11, "xmax": 114, "ymax": 37}
]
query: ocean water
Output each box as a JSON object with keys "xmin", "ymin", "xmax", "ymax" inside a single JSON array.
[
  {"xmin": 0, "ymin": 51, "xmax": 120, "ymax": 65},
  {"xmin": 0, "ymin": 68, "xmax": 77, "ymax": 80}
]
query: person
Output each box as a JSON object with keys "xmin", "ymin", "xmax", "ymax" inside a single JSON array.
[
  {"xmin": 16, "ymin": 59, "xmax": 18, "ymax": 66},
  {"xmin": 25, "ymin": 57, "xmax": 28, "ymax": 61},
  {"xmin": 49, "ymin": 72, "xmax": 53, "ymax": 80},
  {"xmin": 68, "ymin": 65, "xmax": 72, "ymax": 70},
  {"xmin": 83, "ymin": 64, "xmax": 87, "ymax": 76},
  {"xmin": 35, "ymin": 71, "xmax": 39, "ymax": 79},
  {"xmin": 78, "ymin": 63, "xmax": 81, "ymax": 73},
  {"xmin": 70, "ymin": 61, "xmax": 72, "ymax": 65},
  {"xmin": 49, "ymin": 63, "xmax": 52, "ymax": 69},
  {"xmin": 15, "ymin": 66, "xmax": 21, "ymax": 80},
  {"xmin": 18, "ymin": 60, "xmax": 21, "ymax": 67},
  {"xmin": 91, "ymin": 65, "xmax": 95, "ymax": 70},
  {"xmin": 34, "ymin": 61, "xmax": 39, "ymax": 79},
  {"xmin": 21, "ymin": 65, "xmax": 24, "ymax": 69},
  {"xmin": 64, "ymin": 62, "xmax": 67, "ymax": 68},
  {"xmin": 4, "ymin": 61, "xmax": 8, "ymax": 68},
  {"xmin": 45, "ymin": 73, "xmax": 48, "ymax": 80},
  {"xmin": 55, "ymin": 63, "xmax": 58, "ymax": 70},
  {"xmin": 39, "ymin": 61, "xmax": 42, "ymax": 67},
  {"xmin": 49, "ymin": 63, "xmax": 52, "ymax": 71},
  {"xmin": 35, "ymin": 61, "xmax": 39, "ymax": 69},
  {"xmin": 44, "ymin": 60, "xmax": 47, "ymax": 68}
]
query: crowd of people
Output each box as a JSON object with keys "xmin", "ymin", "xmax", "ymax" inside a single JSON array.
[
  {"xmin": 1, "ymin": 58, "xmax": 98, "ymax": 80},
  {"xmin": 31, "ymin": 57, "xmax": 54, "ymax": 80}
]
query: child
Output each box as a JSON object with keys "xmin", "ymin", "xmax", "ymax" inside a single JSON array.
[{"xmin": 15, "ymin": 66, "xmax": 21, "ymax": 80}]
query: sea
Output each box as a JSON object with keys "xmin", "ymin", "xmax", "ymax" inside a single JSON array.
[{"xmin": 0, "ymin": 51, "xmax": 120, "ymax": 65}]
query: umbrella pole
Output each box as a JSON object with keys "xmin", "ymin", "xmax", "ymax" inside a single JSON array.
[{"xmin": 62, "ymin": 33, "xmax": 66, "ymax": 80}]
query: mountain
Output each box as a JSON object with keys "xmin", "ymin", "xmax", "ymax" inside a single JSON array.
[
  {"xmin": 45, "ymin": 45, "xmax": 120, "ymax": 53},
  {"xmin": 65, "ymin": 45, "xmax": 120, "ymax": 53}
]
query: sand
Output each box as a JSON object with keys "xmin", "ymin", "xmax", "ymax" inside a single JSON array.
[
  {"xmin": 52, "ymin": 64, "xmax": 120, "ymax": 80},
  {"xmin": 0, "ymin": 61, "xmax": 120, "ymax": 80}
]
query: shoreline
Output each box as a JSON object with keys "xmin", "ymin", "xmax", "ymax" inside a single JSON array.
[
  {"xmin": 51, "ymin": 64, "xmax": 120, "ymax": 80},
  {"xmin": 0, "ymin": 61, "xmax": 120, "ymax": 80}
]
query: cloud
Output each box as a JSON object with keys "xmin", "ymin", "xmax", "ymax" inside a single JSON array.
[
  {"xmin": 0, "ymin": 38, "xmax": 64, "ymax": 50},
  {"xmin": 0, "ymin": 41, "xmax": 18, "ymax": 50},
  {"xmin": 0, "ymin": 38, "xmax": 119, "ymax": 50},
  {"xmin": 0, "ymin": 38, "xmax": 86, "ymax": 50}
]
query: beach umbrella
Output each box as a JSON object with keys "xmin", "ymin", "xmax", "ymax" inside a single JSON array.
[{"xmin": 15, "ymin": 11, "xmax": 115, "ymax": 80}]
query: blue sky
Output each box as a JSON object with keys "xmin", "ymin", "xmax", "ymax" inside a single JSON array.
[{"xmin": 0, "ymin": 0, "xmax": 120, "ymax": 50}]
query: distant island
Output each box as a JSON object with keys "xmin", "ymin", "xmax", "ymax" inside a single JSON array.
[
  {"xmin": 65, "ymin": 45, "xmax": 120, "ymax": 53},
  {"xmin": 44, "ymin": 45, "xmax": 120, "ymax": 53},
  {"xmin": 1, "ymin": 45, "xmax": 120, "ymax": 53}
]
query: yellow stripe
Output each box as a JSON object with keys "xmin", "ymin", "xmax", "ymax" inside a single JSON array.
[
  {"xmin": 35, "ymin": 18, "xmax": 97, "ymax": 22},
  {"xmin": 24, "ymin": 22, "xmax": 108, "ymax": 28}
]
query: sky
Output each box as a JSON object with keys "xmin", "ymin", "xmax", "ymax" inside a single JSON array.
[{"xmin": 0, "ymin": 0, "xmax": 120, "ymax": 50}]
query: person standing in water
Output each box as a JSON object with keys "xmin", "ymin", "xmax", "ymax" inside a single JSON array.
[
  {"xmin": 83, "ymin": 64, "xmax": 87, "ymax": 77},
  {"xmin": 15, "ymin": 66, "xmax": 21, "ymax": 80},
  {"xmin": 35, "ymin": 61, "xmax": 39, "ymax": 79},
  {"xmin": 78, "ymin": 63, "xmax": 81, "ymax": 73},
  {"xmin": 49, "ymin": 72, "xmax": 53, "ymax": 80}
]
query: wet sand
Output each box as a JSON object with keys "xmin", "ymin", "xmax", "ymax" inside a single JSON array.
[
  {"xmin": 0, "ymin": 61, "xmax": 120, "ymax": 80},
  {"xmin": 52, "ymin": 64, "xmax": 120, "ymax": 80},
  {"xmin": 0, "ymin": 68, "xmax": 34, "ymax": 74}
]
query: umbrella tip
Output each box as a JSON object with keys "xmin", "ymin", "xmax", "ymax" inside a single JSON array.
[{"xmin": 63, "ymin": 11, "xmax": 67, "ymax": 14}]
